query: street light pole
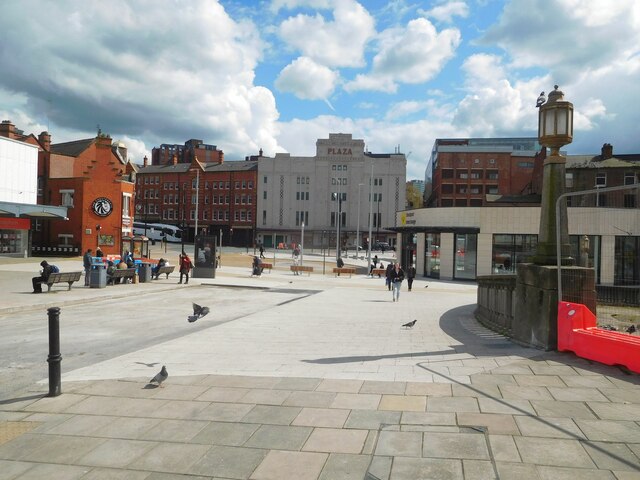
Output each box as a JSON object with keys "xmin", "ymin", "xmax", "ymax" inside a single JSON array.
[
  {"xmin": 367, "ymin": 163, "xmax": 373, "ymax": 274},
  {"xmin": 193, "ymin": 168, "xmax": 200, "ymax": 237},
  {"xmin": 301, "ymin": 221, "xmax": 305, "ymax": 266},
  {"xmin": 356, "ymin": 183, "xmax": 363, "ymax": 258}
]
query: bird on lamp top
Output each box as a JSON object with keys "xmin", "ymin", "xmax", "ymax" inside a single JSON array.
[{"xmin": 536, "ymin": 91, "xmax": 546, "ymax": 108}]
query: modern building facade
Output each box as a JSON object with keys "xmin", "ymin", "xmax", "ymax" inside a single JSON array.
[
  {"xmin": 256, "ymin": 133, "xmax": 406, "ymax": 250},
  {"xmin": 425, "ymin": 137, "xmax": 543, "ymax": 208},
  {"xmin": 394, "ymin": 202, "xmax": 639, "ymax": 285}
]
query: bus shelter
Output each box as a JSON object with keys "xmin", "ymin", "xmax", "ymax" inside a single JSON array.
[{"xmin": 121, "ymin": 235, "xmax": 150, "ymax": 260}]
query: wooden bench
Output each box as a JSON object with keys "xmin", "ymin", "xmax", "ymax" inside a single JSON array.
[
  {"xmin": 290, "ymin": 265, "xmax": 313, "ymax": 276},
  {"xmin": 371, "ymin": 268, "xmax": 385, "ymax": 277},
  {"xmin": 44, "ymin": 271, "xmax": 82, "ymax": 292},
  {"xmin": 333, "ymin": 267, "xmax": 356, "ymax": 278},
  {"xmin": 107, "ymin": 268, "xmax": 137, "ymax": 285},
  {"xmin": 261, "ymin": 262, "xmax": 273, "ymax": 273},
  {"xmin": 153, "ymin": 265, "xmax": 175, "ymax": 279}
]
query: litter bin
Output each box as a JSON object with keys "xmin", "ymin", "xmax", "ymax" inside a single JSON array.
[
  {"xmin": 90, "ymin": 264, "xmax": 107, "ymax": 288},
  {"xmin": 138, "ymin": 263, "xmax": 152, "ymax": 283}
]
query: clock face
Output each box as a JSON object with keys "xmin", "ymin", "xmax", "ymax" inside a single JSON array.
[
  {"xmin": 135, "ymin": 204, "xmax": 142, "ymax": 212},
  {"xmin": 92, "ymin": 197, "xmax": 113, "ymax": 217}
]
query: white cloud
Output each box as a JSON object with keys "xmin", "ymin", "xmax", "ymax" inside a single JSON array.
[
  {"xmin": 0, "ymin": 0, "xmax": 283, "ymax": 160},
  {"xmin": 345, "ymin": 18, "xmax": 461, "ymax": 93},
  {"xmin": 270, "ymin": 0, "xmax": 332, "ymax": 13},
  {"xmin": 385, "ymin": 101, "xmax": 429, "ymax": 120},
  {"xmin": 275, "ymin": 57, "xmax": 339, "ymax": 100},
  {"xmin": 481, "ymin": 0, "xmax": 640, "ymax": 82},
  {"xmin": 278, "ymin": 0, "xmax": 375, "ymax": 68},
  {"xmin": 421, "ymin": 1, "xmax": 469, "ymax": 23}
]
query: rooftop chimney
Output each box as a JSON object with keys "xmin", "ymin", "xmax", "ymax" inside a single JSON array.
[
  {"xmin": 143, "ymin": 155, "xmax": 149, "ymax": 167},
  {"xmin": 0, "ymin": 120, "xmax": 16, "ymax": 138},
  {"xmin": 601, "ymin": 143, "xmax": 613, "ymax": 160},
  {"xmin": 259, "ymin": 148, "xmax": 263, "ymax": 157},
  {"xmin": 38, "ymin": 131, "xmax": 51, "ymax": 151},
  {"xmin": 219, "ymin": 151, "xmax": 224, "ymax": 164},
  {"xmin": 172, "ymin": 154, "xmax": 178, "ymax": 165}
]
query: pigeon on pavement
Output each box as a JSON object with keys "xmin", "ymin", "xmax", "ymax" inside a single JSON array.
[
  {"xmin": 402, "ymin": 319, "xmax": 417, "ymax": 329},
  {"xmin": 626, "ymin": 324, "xmax": 637, "ymax": 334},
  {"xmin": 189, "ymin": 303, "xmax": 210, "ymax": 323},
  {"xmin": 149, "ymin": 365, "xmax": 168, "ymax": 387}
]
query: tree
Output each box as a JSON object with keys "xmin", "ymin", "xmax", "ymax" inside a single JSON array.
[{"xmin": 406, "ymin": 182, "xmax": 423, "ymax": 209}]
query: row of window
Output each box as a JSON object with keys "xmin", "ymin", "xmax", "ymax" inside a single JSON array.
[
  {"xmin": 160, "ymin": 209, "xmax": 253, "ymax": 222},
  {"xmin": 442, "ymin": 169, "xmax": 499, "ymax": 180},
  {"xmin": 259, "ymin": 211, "xmax": 383, "ymax": 227},
  {"xmin": 455, "ymin": 158, "xmax": 496, "ymax": 165},
  {"xmin": 441, "ymin": 184, "xmax": 499, "ymax": 195},
  {"xmin": 160, "ymin": 194, "xmax": 254, "ymax": 205},
  {"xmin": 155, "ymin": 180, "xmax": 255, "ymax": 190}
]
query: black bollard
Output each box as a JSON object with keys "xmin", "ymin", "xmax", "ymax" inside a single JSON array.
[{"xmin": 47, "ymin": 306, "xmax": 62, "ymax": 397}]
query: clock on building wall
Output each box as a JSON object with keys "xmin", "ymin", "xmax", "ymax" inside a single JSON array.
[{"xmin": 92, "ymin": 197, "xmax": 113, "ymax": 217}]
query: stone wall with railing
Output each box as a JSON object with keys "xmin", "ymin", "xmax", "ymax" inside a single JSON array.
[{"xmin": 475, "ymin": 274, "xmax": 517, "ymax": 335}]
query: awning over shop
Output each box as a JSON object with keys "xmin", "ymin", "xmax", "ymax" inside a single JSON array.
[
  {"xmin": 388, "ymin": 225, "xmax": 480, "ymax": 234},
  {"xmin": 0, "ymin": 201, "xmax": 68, "ymax": 219}
]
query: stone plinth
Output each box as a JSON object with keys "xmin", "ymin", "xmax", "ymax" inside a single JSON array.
[{"xmin": 514, "ymin": 263, "xmax": 595, "ymax": 350}]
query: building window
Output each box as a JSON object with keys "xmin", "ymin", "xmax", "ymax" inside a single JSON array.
[
  {"xmin": 122, "ymin": 194, "xmax": 131, "ymax": 217},
  {"xmin": 235, "ymin": 195, "xmax": 239, "ymax": 205},
  {"xmin": 247, "ymin": 210, "xmax": 252, "ymax": 221},
  {"xmin": 144, "ymin": 177, "xmax": 149, "ymax": 185},
  {"xmin": 442, "ymin": 169, "xmax": 453, "ymax": 179},
  {"xmin": 225, "ymin": 181, "xmax": 230, "ymax": 189},
  {"xmin": 203, "ymin": 210, "xmax": 208, "ymax": 220},
  {"xmin": 37, "ymin": 177, "xmax": 44, "ymax": 196},
  {"xmin": 242, "ymin": 180, "xmax": 246, "ymax": 188},
  {"xmin": 596, "ymin": 172, "xmax": 607, "ymax": 187},
  {"xmin": 487, "ymin": 186, "xmax": 499, "ymax": 194},
  {"xmin": 470, "ymin": 170, "xmax": 482, "ymax": 179},
  {"xmin": 263, "ymin": 176, "xmax": 267, "ymax": 183},
  {"xmin": 623, "ymin": 194, "xmax": 636, "ymax": 208},
  {"xmin": 241, "ymin": 194, "xmax": 246, "ymax": 204},
  {"xmin": 263, "ymin": 191, "xmax": 267, "ymax": 200},
  {"xmin": 486, "ymin": 171, "xmax": 499, "ymax": 180},
  {"xmin": 565, "ymin": 172, "xmax": 574, "ymax": 188},
  {"xmin": 262, "ymin": 210, "xmax": 266, "ymax": 225},
  {"xmin": 457, "ymin": 170, "xmax": 468, "ymax": 179},
  {"xmin": 240, "ymin": 210, "xmax": 246, "ymax": 221},
  {"xmin": 204, "ymin": 196, "xmax": 209, "ymax": 205},
  {"xmin": 234, "ymin": 211, "xmax": 239, "ymax": 221},
  {"xmin": 517, "ymin": 161, "xmax": 534, "ymax": 168},
  {"xmin": 248, "ymin": 195, "xmax": 253, "ymax": 205},
  {"xmin": 474, "ymin": 158, "xmax": 480, "ymax": 164},
  {"xmin": 235, "ymin": 181, "xmax": 240, "ymax": 189},
  {"xmin": 442, "ymin": 184, "xmax": 453, "ymax": 194},
  {"xmin": 624, "ymin": 173, "xmax": 637, "ymax": 185},
  {"xmin": 60, "ymin": 190, "xmax": 74, "ymax": 207},
  {"xmin": 489, "ymin": 158, "xmax": 495, "ymax": 164},
  {"xmin": 248, "ymin": 180, "xmax": 253, "ymax": 189},
  {"xmin": 212, "ymin": 182, "xmax": 217, "ymax": 189},
  {"xmin": 296, "ymin": 192, "xmax": 300, "ymax": 201},
  {"xmin": 219, "ymin": 181, "xmax": 224, "ymax": 189}
]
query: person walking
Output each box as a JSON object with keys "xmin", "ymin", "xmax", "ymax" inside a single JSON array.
[
  {"xmin": 369, "ymin": 255, "xmax": 379, "ymax": 275},
  {"xmin": 259, "ymin": 243, "xmax": 265, "ymax": 259},
  {"xmin": 407, "ymin": 263, "xmax": 416, "ymax": 291},
  {"xmin": 385, "ymin": 262, "xmax": 394, "ymax": 290},
  {"xmin": 83, "ymin": 248, "xmax": 93, "ymax": 286},
  {"xmin": 179, "ymin": 251, "xmax": 193, "ymax": 284},
  {"xmin": 391, "ymin": 263, "xmax": 405, "ymax": 302}
]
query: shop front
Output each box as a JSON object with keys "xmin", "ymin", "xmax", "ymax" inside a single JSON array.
[{"xmin": 0, "ymin": 217, "xmax": 29, "ymax": 256}]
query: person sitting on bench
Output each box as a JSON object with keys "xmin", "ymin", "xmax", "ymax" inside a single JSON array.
[
  {"xmin": 152, "ymin": 258, "xmax": 167, "ymax": 279},
  {"xmin": 32, "ymin": 261, "xmax": 55, "ymax": 293}
]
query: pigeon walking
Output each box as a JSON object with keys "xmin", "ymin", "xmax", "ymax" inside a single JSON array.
[
  {"xmin": 626, "ymin": 324, "xmax": 637, "ymax": 334},
  {"xmin": 189, "ymin": 302, "xmax": 210, "ymax": 323},
  {"xmin": 402, "ymin": 319, "xmax": 417, "ymax": 329},
  {"xmin": 149, "ymin": 365, "xmax": 168, "ymax": 387}
]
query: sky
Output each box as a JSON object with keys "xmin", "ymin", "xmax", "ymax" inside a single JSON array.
[{"xmin": 1, "ymin": 0, "xmax": 639, "ymax": 181}]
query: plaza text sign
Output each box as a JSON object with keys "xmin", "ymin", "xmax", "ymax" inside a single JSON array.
[{"xmin": 327, "ymin": 147, "xmax": 352, "ymax": 155}]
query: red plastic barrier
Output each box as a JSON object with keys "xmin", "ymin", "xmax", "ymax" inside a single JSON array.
[{"xmin": 557, "ymin": 302, "xmax": 640, "ymax": 373}]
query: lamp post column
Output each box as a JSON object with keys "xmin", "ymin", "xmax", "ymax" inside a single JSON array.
[
  {"xmin": 367, "ymin": 163, "xmax": 373, "ymax": 274},
  {"xmin": 356, "ymin": 183, "xmax": 363, "ymax": 258}
]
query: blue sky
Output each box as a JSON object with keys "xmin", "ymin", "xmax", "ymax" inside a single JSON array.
[{"xmin": 1, "ymin": 0, "xmax": 639, "ymax": 180}]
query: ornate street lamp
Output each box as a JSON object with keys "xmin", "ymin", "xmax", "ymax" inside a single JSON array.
[
  {"xmin": 538, "ymin": 85, "xmax": 573, "ymax": 157},
  {"xmin": 534, "ymin": 85, "xmax": 574, "ymax": 265}
]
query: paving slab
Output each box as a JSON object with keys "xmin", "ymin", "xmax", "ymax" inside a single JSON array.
[
  {"xmin": 244, "ymin": 424, "xmax": 312, "ymax": 451},
  {"xmin": 249, "ymin": 450, "xmax": 328, "ymax": 480},
  {"xmin": 188, "ymin": 444, "xmax": 268, "ymax": 478}
]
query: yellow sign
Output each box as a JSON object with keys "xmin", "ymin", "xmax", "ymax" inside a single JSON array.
[{"xmin": 401, "ymin": 212, "xmax": 406, "ymax": 225}]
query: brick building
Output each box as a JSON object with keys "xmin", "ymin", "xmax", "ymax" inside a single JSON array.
[
  {"xmin": 136, "ymin": 155, "xmax": 257, "ymax": 246},
  {"xmin": 151, "ymin": 138, "xmax": 224, "ymax": 166},
  {"xmin": 425, "ymin": 137, "xmax": 543, "ymax": 208},
  {"xmin": 0, "ymin": 120, "xmax": 136, "ymax": 256}
]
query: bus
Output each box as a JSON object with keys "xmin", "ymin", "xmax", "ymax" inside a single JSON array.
[{"xmin": 132, "ymin": 222, "xmax": 182, "ymax": 243}]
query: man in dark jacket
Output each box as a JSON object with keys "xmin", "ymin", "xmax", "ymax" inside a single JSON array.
[
  {"xmin": 385, "ymin": 262, "xmax": 394, "ymax": 290},
  {"xmin": 407, "ymin": 264, "xmax": 416, "ymax": 291},
  {"xmin": 32, "ymin": 261, "xmax": 54, "ymax": 293}
]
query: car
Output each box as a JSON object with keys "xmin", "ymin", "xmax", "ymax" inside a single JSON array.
[
  {"xmin": 373, "ymin": 241, "xmax": 391, "ymax": 251},
  {"xmin": 346, "ymin": 244, "xmax": 364, "ymax": 251}
]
